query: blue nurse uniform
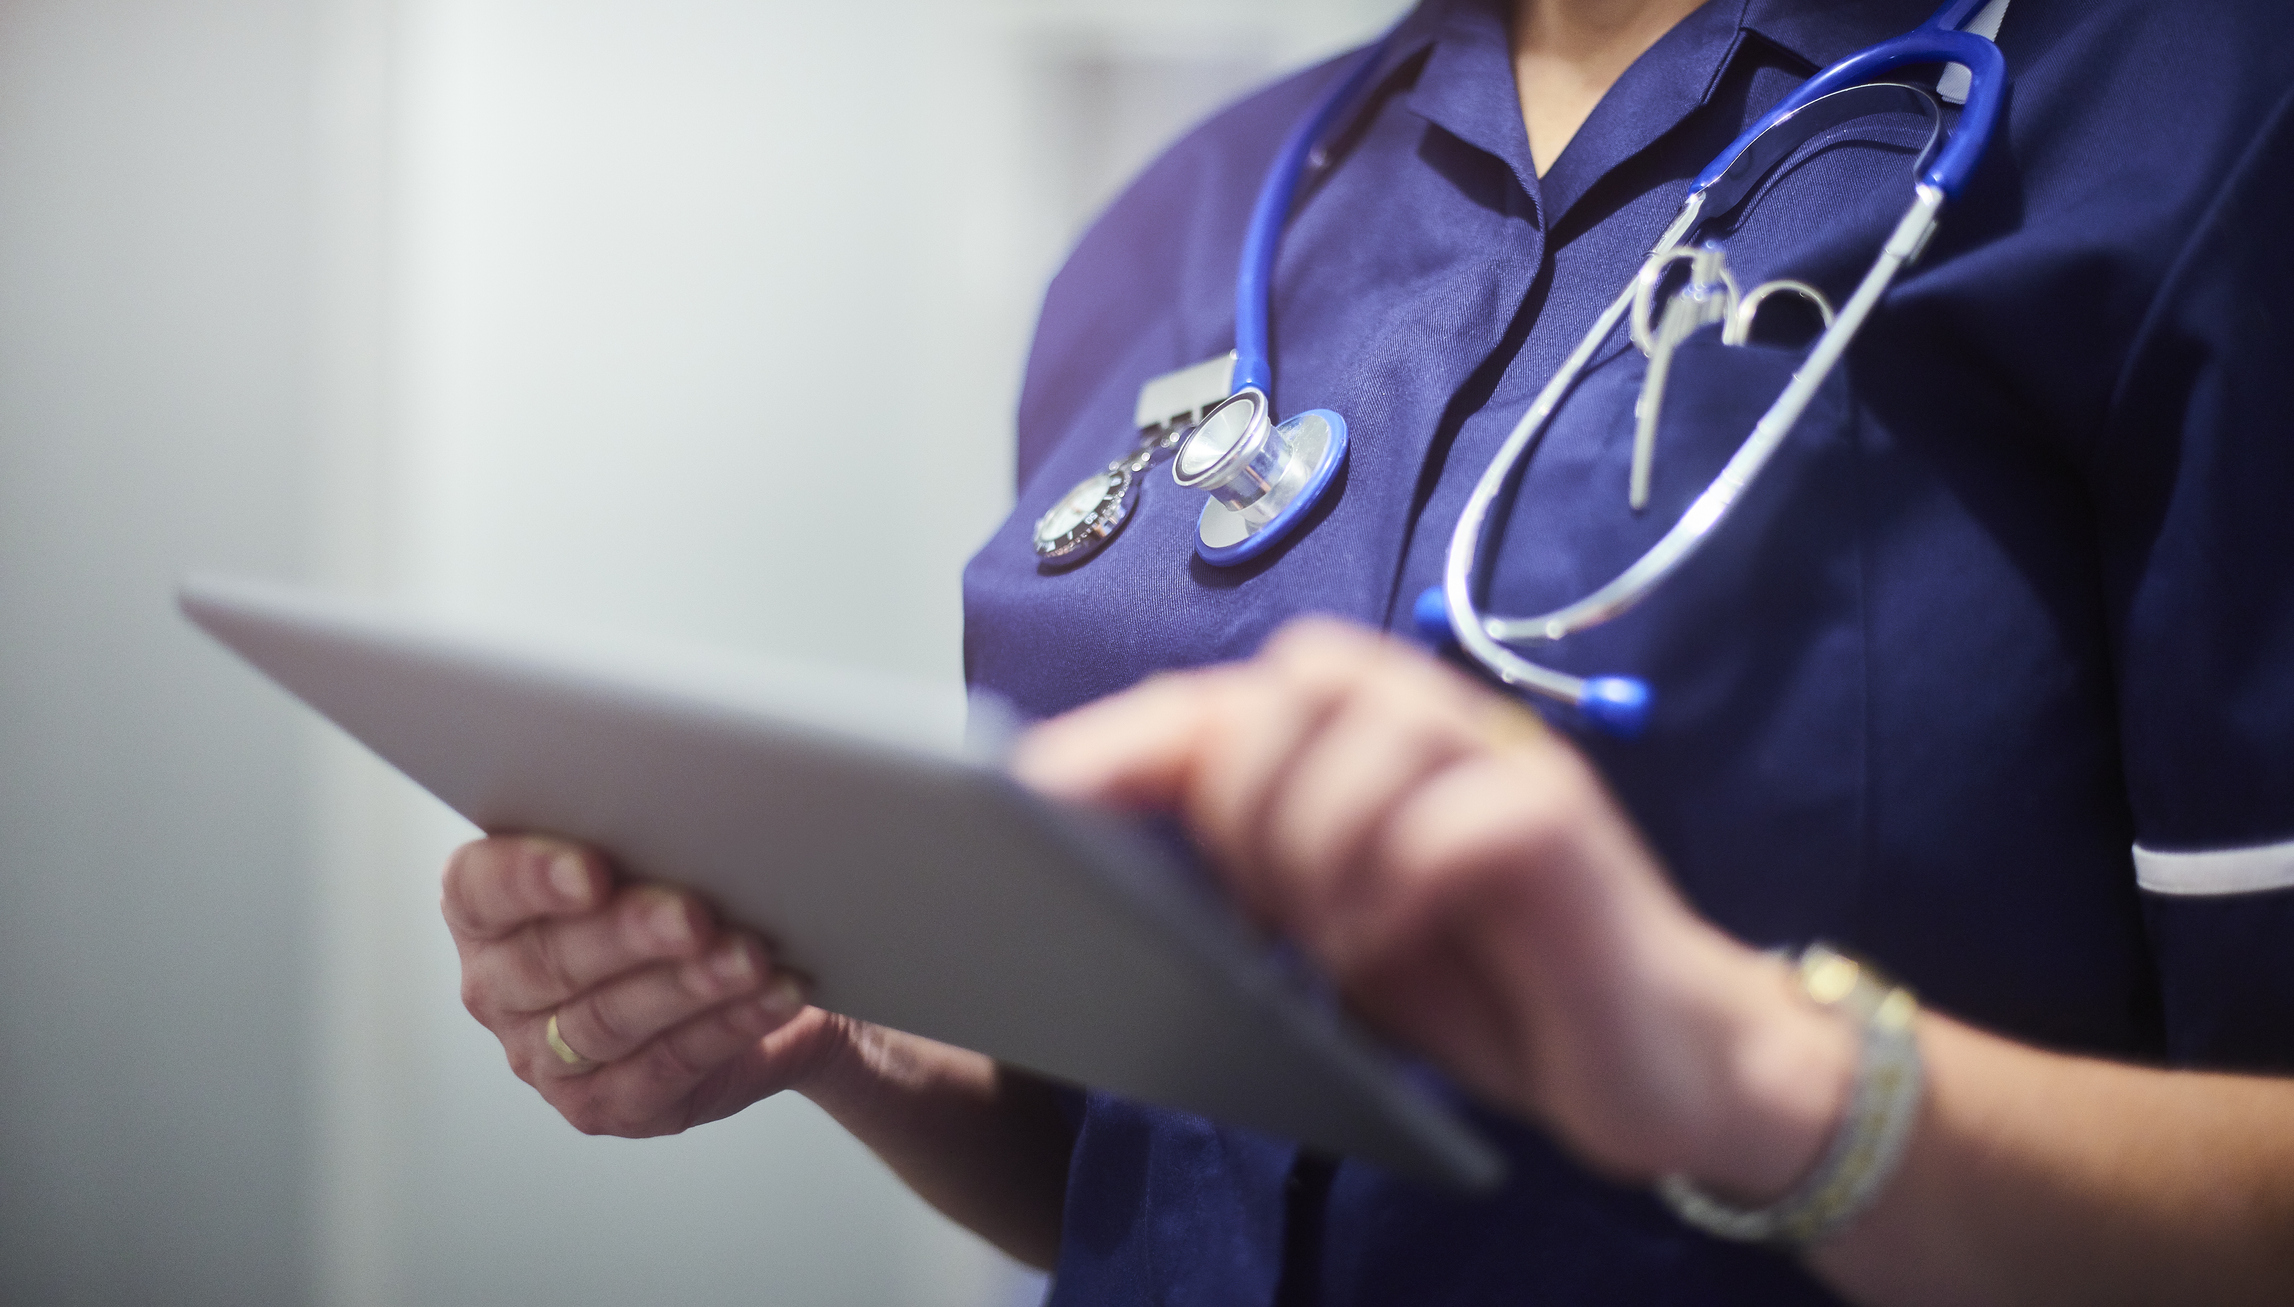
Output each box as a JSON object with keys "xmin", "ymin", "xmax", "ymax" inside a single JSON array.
[{"xmin": 961, "ymin": 0, "xmax": 2294, "ymax": 1301}]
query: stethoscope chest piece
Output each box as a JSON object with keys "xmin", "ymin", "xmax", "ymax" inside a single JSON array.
[{"xmin": 1173, "ymin": 387, "xmax": 1349, "ymax": 566}]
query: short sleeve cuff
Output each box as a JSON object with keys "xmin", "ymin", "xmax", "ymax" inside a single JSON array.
[{"xmin": 2134, "ymin": 837, "xmax": 2294, "ymax": 896}]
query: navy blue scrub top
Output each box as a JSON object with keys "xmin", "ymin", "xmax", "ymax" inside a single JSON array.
[{"xmin": 961, "ymin": 0, "xmax": 2294, "ymax": 1301}]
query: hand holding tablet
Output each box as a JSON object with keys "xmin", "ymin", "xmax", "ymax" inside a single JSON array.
[{"xmin": 179, "ymin": 574, "xmax": 1503, "ymax": 1190}]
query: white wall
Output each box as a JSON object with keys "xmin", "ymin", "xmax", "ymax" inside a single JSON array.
[
  {"xmin": 0, "ymin": 1, "xmax": 1400, "ymax": 1304},
  {"xmin": 0, "ymin": 3, "xmax": 320, "ymax": 1304}
]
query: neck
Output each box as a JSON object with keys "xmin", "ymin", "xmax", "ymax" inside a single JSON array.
[{"xmin": 1511, "ymin": 0, "xmax": 1710, "ymax": 176}]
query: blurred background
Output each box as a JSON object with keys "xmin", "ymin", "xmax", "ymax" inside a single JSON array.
[{"xmin": 0, "ymin": 0, "xmax": 1404, "ymax": 1304}]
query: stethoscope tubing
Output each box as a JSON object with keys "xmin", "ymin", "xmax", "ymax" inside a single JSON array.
[
  {"xmin": 1428, "ymin": 0, "xmax": 2003, "ymax": 736},
  {"xmin": 1437, "ymin": 178, "xmax": 1948, "ymax": 734},
  {"xmin": 1165, "ymin": 27, "xmax": 1397, "ymax": 568},
  {"xmin": 1696, "ymin": 1, "xmax": 2005, "ymax": 202},
  {"xmin": 1233, "ymin": 32, "xmax": 1400, "ymax": 402},
  {"xmin": 1209, "ymin": 0, "xmax": 2002, "ymax": 739},
  {"xmin": 1440, "ymin": 281, "xmax": 1642, "ymax": 708},
  {"xmin": 1470, "ymin": 185, "xmax": 1944, "ymax": 650}
]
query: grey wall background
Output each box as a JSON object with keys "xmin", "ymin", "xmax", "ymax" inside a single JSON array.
[
  {"xmin": 0, "ymin": 2, "xmax": 1402, "ymax": 1304},
  {"xmin": 0, "ymin": 3, "xmax": 321, "ymax": 1303}
]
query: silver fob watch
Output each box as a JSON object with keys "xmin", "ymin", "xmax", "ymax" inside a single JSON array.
[{"xmin": 1031, "ymin": 353, "xmax": 1238, "ymax": 566}]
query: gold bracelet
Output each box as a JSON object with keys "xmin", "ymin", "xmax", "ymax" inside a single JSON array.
[{"xmin": 1656, "ymin": 943, "xmax": 1924, "ymax": 1246}]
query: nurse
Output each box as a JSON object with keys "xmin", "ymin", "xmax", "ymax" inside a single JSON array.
[{"xmin": 440, "ymin": 0, "xmax": 2294, "ymax": 1301}]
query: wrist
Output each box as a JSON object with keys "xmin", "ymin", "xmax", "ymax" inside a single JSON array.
[
  {"xmin": 1663, "ymin": 945, "xmax": 1926, "ymax": 1246},
  {"xmin": 1678, "ymin": 949, "xmax": 1860, "ymax": 1205},
  {"xmin": 793, "ymin": 1018, "xmax": 992, "ymax": 1129}
]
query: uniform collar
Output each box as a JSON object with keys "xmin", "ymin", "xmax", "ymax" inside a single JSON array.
[
  {"xmin": 1341, "ymin": 0, "xmax": 1948, "ymax": 230},
  {"xmin": 1365, "ymin": 0, "xmax": 1950, "ymax": 92},
  {"xmin": 1390, "ymin": 0, "xmax": 1751, "ymax": 229},
  {"xmin": 1738, "ymin": 0, "xmax": 1945, "ymax": 71},
  {"xmin": 1402, "ymin": 2, "xmax": 1538, "ymax": 201}
]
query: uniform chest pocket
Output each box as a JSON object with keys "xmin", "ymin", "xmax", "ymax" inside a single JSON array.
[
  {"xmin": 1483, "ymin": 322, "xmax": 1859, "ymax": 660},
  {"xmin": 1481, "ymin": 322, "xmax": 1871, "ymax": 945}
]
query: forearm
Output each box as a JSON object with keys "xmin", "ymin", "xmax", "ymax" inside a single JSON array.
[
  {"xmin": 1641, "ymin": 944, "xmax": 2294, "ymax": 1304},
  {"xmin": 797, "ymin": 1019, "xmax": 1073, "ymax": 1270},
  {"xmin": 1009, "ymin": 624, "xmax": 2294, "ymax": 1298},
  {"xmin": 1463, "ymin": 856, "xmax": 2294, "ymax": 1303},
  {"xmin": 1442, "ymin": 769, "xmax": 2294, "ymax": 1303},
  {"xmin": 1810, "ymin": 1017, "xmax": 2294, "ymax": 1306}
]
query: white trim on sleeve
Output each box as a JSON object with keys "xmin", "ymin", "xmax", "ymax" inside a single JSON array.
[{"xmin": 2133, "ymin": 838, "xmax": 2294, "ymax": 897}]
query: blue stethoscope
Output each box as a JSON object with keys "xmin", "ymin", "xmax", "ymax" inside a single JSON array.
[{"xmin": 1035, "ymin": 0, "xmax": 2005, "ymax": 738}]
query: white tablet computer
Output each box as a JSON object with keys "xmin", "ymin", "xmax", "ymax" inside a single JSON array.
[{"xmin": 180, "ymin": 574, "xmax": 1503, "ymax": 1190}]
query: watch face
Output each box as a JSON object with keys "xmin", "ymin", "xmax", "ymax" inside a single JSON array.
[
  {"xmin": 1033, "ymin": 467, "xmax": 1134, "ymax": 561},
  {"xmin": 1038, "ymin": 472, "xmax": 1116, "ymax": 539}
]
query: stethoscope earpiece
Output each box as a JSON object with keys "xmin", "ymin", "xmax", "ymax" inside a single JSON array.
[
  {"xmin": 1411, "ymin": 585, "xmax": 1454, "ymax": 644},
  {"xmin": 1412, "ymin": 587, "xmax": 1653, "ymax": 739},
  {"xmin": 1576, "ymin": 677, "xmax": 1653, "ymax": 739}
]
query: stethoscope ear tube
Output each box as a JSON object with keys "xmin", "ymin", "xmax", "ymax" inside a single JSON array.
[
  {"xmin": 1690, "ymin": 5, "xmax": 2003, "ymax": 202},
  {"xmin": 1157, "ymin": 2, "xmax": 1999, "ymax": 737},
  {"xmin": 1412, "ymin": 587, "xmax": 1653, "ymax": 738},
  {"xmin": 1433, "ymin": 271, "xmax": 1653, "ymax": 736},
  {"xmin": 1435, "ymin": 183, "xmax": 1949, "ymax": 740},
  {"xmin": 1428, "ymin": 0, "xmax": 2004, "ymax": 740}
]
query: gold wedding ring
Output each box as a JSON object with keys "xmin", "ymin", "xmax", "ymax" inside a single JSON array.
[{"xmin": 545, "ymin": 1012, "xmax": 597, "ymax": 1070}]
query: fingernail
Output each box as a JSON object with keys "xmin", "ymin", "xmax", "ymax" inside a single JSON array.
[
  {"xmin": 549, "ymin": 852, "xmax": 588, "ymax": 904},
  {"xmin": 711, "ymin": 940, "xmax": 755, "ymax": 987},
  {"xmin": 648, "ymin": 896, "xmax": 694, "ymax": 949},
  {"xmin": 1008, "ymin": 731, "xmax": 1079, "ymax": 796},
  {"xmin": 758, "ymin": 971, "xmax": 807, "ymax": 1021}
]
